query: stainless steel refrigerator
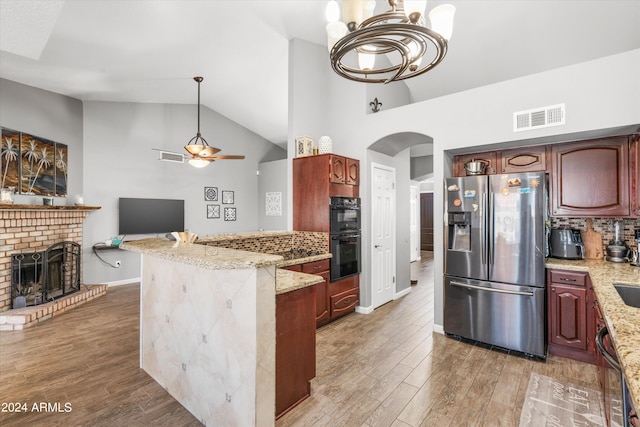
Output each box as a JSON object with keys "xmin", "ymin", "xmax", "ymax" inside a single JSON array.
[{"xmin": 444, "ymin": 172, "xmax": 547, "ymax": 358}]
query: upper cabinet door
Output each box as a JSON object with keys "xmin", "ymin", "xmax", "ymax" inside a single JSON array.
[
  {"xmin": 499, "ymin": 146, "xmax": 547, "ymax": 174},
  {"xmin": 346, "ymin": 159, "xmax": 359, "ymax": 186},
  {"xmin": 631, "ymin": 134, "xmax": 640, "ymax": 217},
  {"xmin": 551, "ymin": 137, "xmax": 630, "ymax": 217},
  {"xmin": 330, "ymin": 155, "xmax": 346, "ymax": 184}
]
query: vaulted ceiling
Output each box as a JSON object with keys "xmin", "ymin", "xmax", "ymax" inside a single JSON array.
[{"xmin": 1, "ymin": 1, "xmax": 639, "ymax": 146}]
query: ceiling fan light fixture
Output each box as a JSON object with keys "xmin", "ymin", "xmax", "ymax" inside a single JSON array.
[
  {"xmin": 188, "ymin": 157, "xmax": 212, "ymax": 168},
  {"xmin": 183, "ymin": 76, "xmax": 245, "ymax": 166},
  {"xmin": 326, "ymin": 0, "xmax": 455, "ymax": 83}
]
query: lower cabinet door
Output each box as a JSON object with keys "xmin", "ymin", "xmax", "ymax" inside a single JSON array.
[{"xmin": 549, "ymin": 284, "xmax": 587, "ymax": 350}]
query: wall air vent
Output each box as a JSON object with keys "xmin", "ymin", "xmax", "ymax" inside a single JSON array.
[
  {"xmin": 158, "ymin": 150, "xmax": 185, "ymax": 163},
  {"xmin": 513, "ymin": 103, "xmax": 565, "ymax": 132}
]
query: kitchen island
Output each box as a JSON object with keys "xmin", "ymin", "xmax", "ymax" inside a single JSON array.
[
  {"xmin": 120, "ymin": 238, "xmax": 322, "ymax": 426},
  {"xmin": 545, "ymin": 258, "xmax": 640, "ymax": 413}
]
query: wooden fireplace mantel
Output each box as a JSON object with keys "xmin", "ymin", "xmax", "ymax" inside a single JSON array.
[{"xmin": 0, "ymin": 204, "xmax": 101, "ymax": 211}]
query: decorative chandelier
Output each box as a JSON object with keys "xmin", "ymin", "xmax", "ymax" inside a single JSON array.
[
  {"xmin": 325, "ymin": 0, "xmax": 456, "ymax": 83},
  {"xmin": 184, "ymin": 76, "xmax": 245, "ymax": 168}
]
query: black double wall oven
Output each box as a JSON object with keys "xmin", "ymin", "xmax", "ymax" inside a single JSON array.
[{"xmin": 329, "ymin": 197, "xmax": 361, "ymax": 282}]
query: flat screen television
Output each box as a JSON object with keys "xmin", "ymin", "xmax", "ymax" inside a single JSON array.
[{"xmin": 118, "ymin": 198, "xmax": 184, "ymax": 235}]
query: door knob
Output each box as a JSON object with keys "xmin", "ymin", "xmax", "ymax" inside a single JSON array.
[{"xmin": 374, "ymin": 245, "xmax": 381, "ymax": 248}]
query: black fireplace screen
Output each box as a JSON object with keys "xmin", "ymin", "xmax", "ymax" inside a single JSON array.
[{"xmin": 11, "ymin": 241, "xmax": 81, "ymax": 308}]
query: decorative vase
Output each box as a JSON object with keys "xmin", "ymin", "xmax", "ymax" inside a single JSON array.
[{"xmin": 318, "ymin": 136, "xmax": 332, "ymax": 154}]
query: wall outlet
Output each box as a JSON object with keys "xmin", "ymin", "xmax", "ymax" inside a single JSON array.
[{"xmin": 115, "ymin": 260, "xmax": 121, "ymax": 268}]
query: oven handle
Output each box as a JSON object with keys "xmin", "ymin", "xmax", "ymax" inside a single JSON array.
[
  {"xmin": 595, "ymin": 326, "xmax": 621, "ymax": 372},
  {"xmin": 330, "ymin": 205, "xmax": 361, "ymax": 210},
  {"xmin": 331, "ymin": 234, "xmax": 361, "ymax": 241},
  {"xmin": 450, "ymin": 281, "xmax": 534, "ymax": 297}
]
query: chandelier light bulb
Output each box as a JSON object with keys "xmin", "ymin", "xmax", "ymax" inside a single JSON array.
[
  {"xmin": 403, "ymin": 0, "xmax": 427, "ymax": 23},
  {"xmin": 358, "ymin": 51, "xmax": 376, "ymax": 71},
  {"xmin": 326, "ymin": 21, "xmax": 348, "ymax": 52},
  {"xmin": 362, "ymin": 0, "xmax": 376, "ymax": 20},
  {"xmin": 429, "ymin": 4, "xmax": 456, "ymax": 40},
  {"xmin": 342, "ymin": 0, "xmax": 364, "ymax": 30},
  {"xmin": 325, "ymin": 0, "xmax": 340, "ymax": 22}
]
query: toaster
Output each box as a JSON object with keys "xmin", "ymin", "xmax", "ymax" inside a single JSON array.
[{"xmin": 549, "ymin": 227, "xmax": 585, "ymax": 260}]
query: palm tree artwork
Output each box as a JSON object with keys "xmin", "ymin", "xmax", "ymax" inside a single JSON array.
[
  {"xmin": 55, "ymin": 145, "xmax": 68, "ymax": 196},
  {"xmin": 20, "ymin": 134, "xmax": 55, "ymax": 196},
  {"xmin": 1, "ymin": 130, "xmax": 20, "ymax": 190}
]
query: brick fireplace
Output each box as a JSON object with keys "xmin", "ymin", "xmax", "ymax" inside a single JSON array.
[{"xmin": 0, "ymin": 205, "xmax": 106, "ymax": 330}]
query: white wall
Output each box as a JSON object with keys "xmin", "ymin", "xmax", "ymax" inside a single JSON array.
[{"xmin": 258, "ymin": 159, "xmax": 288, "ymax": 231}]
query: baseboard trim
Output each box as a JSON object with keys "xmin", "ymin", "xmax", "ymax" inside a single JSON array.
[
  {"xmin": 433, "ymin": 324, "xmax": 444, "ymax": 335},
  {"xmin": 394, "ymin": 287, "xmax": 412, "ymax": 299},
  {"xmin": 355, "ymin": 305, "xmax": 374, "ymax": 314},
  {"xmin": 105, "ymin": 278, "xmax": 141, "ymax": 287}
]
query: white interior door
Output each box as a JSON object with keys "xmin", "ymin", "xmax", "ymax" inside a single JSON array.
[
  {"xmin": 371, "ymin": 163, "xmax": 396, "ymax": 309},
  {"xmin": 409, "ymin": 185, "xmax": 419, "ymax": 262}
]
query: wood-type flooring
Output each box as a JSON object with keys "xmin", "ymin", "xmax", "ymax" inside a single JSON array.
[{"xmin": 0, "ymin": 252, "xmax": 599, "ymax": 426}]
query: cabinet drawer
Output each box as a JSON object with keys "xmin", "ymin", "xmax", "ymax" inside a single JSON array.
[
  {"xmin": 302, "ymin": 259, "xmax": 330, "ymax": 274},
  {"xmin": 549, "ymin": 270, "xmax": 587, "ymax": 287},
  {"xmin": 330, "ymin": 287, "xmax": 359, "ymax": 317},
  {"xmin": 282, "ymin": 264, "xmax": 303, "ymax": 272}
]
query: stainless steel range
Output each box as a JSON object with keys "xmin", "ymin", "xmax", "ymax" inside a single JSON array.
[{"xmin": 444, "ymin": 173, "xmax": 547, "ymax": 358}]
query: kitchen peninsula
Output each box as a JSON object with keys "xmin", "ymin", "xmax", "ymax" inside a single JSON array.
[{"xmin": 120, "ymin": 238, "xmax": 323, "ymax": 426}]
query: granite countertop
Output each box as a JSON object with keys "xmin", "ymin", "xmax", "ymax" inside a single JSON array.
[
  {"xmin": 545, "ymin": 258, "xmax": 640, "ymax": 411},
  {"xmin": 120, "ymin": 238, "xmax": 284, "ymax": 269},
  {"xmin": 276, "ymin": 269, "xmax": 323, "ymax": 295},
  {"xmin": 276, "ymin": 252, "xmax": 332, "ymax": 268},
  {"xmin": 120, "ymin": 238, "xmax": 325, "ymax": 296}
]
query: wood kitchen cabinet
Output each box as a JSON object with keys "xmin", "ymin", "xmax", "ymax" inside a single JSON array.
[
  {"xmin": 547, "ymin": 269, "xmax": 596, "ymax": 364},
  {"xmin": 293, "ymin": 153, "xmax": 360, "ymax": 232},
  {"xmin": 282, "ymin": 259, "xmax": 344, "ymax": 328},
  {"xmin": 276, "ymin": 285, "xmax": 316, "ymax": 419},
  {"xmin": 631, "ymin": 134, "xmax": 640, "ymax": 217},
  {"xmin": 551, "ymin": 136, "xmax": 630, "ymax": 217},
  {"xmin": 302, "ymin": 259, "xmax": 331, "ymax": 327},
  {"xmin": 499, "ymin": 146, "xmax": 548, "ymax": 174}
]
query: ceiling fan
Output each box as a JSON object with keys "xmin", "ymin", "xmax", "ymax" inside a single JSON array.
[{"xmin": 183, "ymin": 76, "xmax": 245, "ymax": 168}]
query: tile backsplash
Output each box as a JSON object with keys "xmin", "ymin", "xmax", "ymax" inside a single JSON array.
[{"xmin": 550, "ymin": 217, "xmax": 640, "ymax": 251}]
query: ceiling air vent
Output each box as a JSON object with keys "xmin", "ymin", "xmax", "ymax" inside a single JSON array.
[
  {"xmin": 513, "ymin": 103, "xmax": 565, "ymax": 132},
  {"xmin": 158, "ymin": 150, "xmax": 185, "ymax": 163}
]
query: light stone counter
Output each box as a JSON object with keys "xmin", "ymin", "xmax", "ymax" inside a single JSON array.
[
  {"xmin": 120, "ymin": 237, "xmax": 284, "ymax": 269},
  {"xmin": 276, "ymin": 269, "xmax": 323, "ymax": 295},
  {"xmin": 545, "ymin": 258, "xmax": 640, "ymax": 411}
]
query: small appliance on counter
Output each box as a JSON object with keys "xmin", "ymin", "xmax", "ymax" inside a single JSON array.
[
  {"xmin": 606, "ymin": 240, "xmax": 630, "ymax": 263},
  {"xmin": 606, "ymin": 221, "xmax": 630, "ymax": 263},
  {"xmin": 630, "ymin": 228, "xmax": 640, "ymax": 267},
  {"xmin": 549, "ymin": 227, "xmax": 585, "ymax": 259}
]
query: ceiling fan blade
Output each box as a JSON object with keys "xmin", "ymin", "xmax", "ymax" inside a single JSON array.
[
  {"xmin": 209, "ymin": 155, "xmax": 245, "ymax": 160},
  {"xmin": 199, "ymin": 146, "xmax": 221, "ymax": 157}
]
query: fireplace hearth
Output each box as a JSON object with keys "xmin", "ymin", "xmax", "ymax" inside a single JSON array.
[{"xmin": 11, "ymin": 241, "xmax": 81, "ymax": 309}]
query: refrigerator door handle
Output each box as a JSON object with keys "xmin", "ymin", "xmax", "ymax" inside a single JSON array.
[
  {"xmin": 449, "ymin": 281, "xmax": 535, "ymax": 297},
  {"xmin": 481, "ymin": 192, "xmax": 486, "ymax": 266},
  {"xmin": 488, "ymin": 192, "xmax": 495, "ymax": 267}
]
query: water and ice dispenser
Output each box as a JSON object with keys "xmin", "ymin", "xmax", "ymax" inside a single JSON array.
[{"xmin": 448, "ymin": 212, "xmax": 471, "ymax": 251}]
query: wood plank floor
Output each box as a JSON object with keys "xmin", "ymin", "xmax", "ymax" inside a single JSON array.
[{"xmin": 0, "ymin": 252, "xmax": 599, "ymax": 426}]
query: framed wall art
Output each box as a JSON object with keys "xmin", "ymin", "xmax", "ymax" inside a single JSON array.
[
  {"xmin": 224, "ymin": 207, "xmax": 236, "ymax": 221},
  {"xmin": 1, "ymin": 127, "xmax": 68, "ymax": 196},
  {"xmin": 265, "ymin": 192, "xmax": 282, "ymax": 216},
  {"xmin": 207, "ymin": 204, "xmax": 220, "ymax": 219},
  {"xmin": 204, "ymin": 186, "xmax": 218, "ymax": 201},
  {"xmin": 222, "ymin": 190, "xmax": 234, "ymax": 204}
]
